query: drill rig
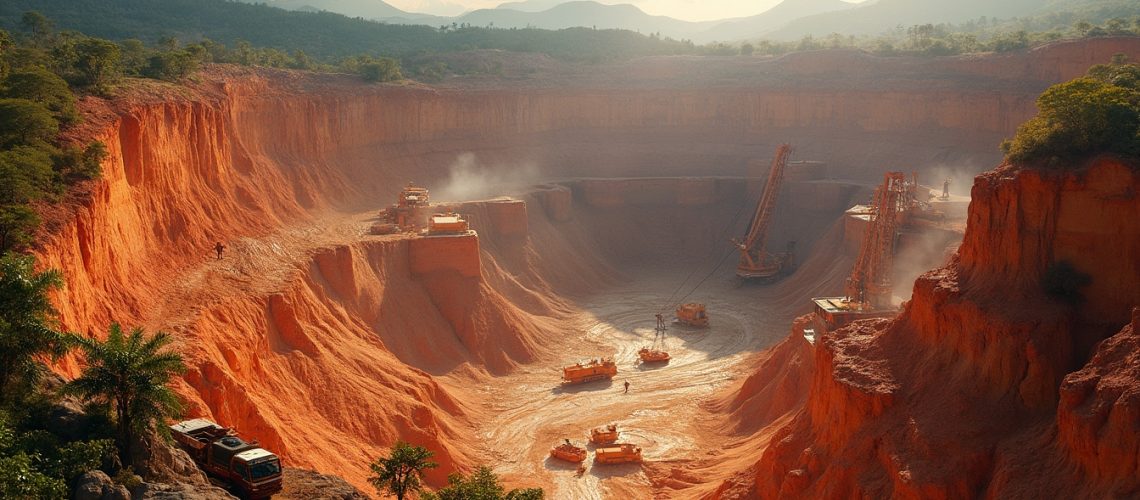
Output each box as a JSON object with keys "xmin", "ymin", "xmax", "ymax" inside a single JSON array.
[
  {"xmin": 732, "ymin": 144, "xmax": 795, "ymax": 281},
  {"xmin": 809, "ymin": 172, "xmax": 908, "ymax": 331}
]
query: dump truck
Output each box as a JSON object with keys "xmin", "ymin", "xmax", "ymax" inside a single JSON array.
[
  {"xmin": 550, "ymin": 440, "xmax": 587, "ymax": 463},
  {"xmin": 589, "ymin": 424, "xmax": 620, "ymax": 445},
  {"xmin": 594, "ymin": 443, "xmax": 642, "ymax": 464},
  {"xmin": 674, "ymin": 303, "xmax": 709, "ymax": 328},
  {"xmin": 170, "ymin": 419, "xmax": 283, "ymax": 499},
  {"xmin": 561, "ymin": 358, "xmax": 617, "ymax": 384},
  {"xmin": 426, "ymin": 212, "xmax": 471, "ymax": 235}
]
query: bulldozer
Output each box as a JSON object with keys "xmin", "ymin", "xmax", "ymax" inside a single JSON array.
[
  {"xmin": 594, "ymin": 443, "xmax": 643, "ymax": 465},
  {"xmin": 674, "ymin": 303, "xmax": 709, "ymax": 328},
  {"xmin": 561, "ymin": 358, "xmax": 617, "ymax": 384},
  {"xmin": 589, "ymin": 424, "xmax": 620, "ymax": 445},
  {"xmin": 550, "ymin": 440, "xmax": 587, "ymax": 463}
]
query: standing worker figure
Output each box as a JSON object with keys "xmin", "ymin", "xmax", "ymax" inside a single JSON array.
[
  {"xmin": 942, "ymin": 178, "xmax": 951, "ymax": 199},
  {"xmin": 213, "ymin": 241, "xmax": 226, "ymax": 260},
  {"xmin": 624, "ymin": 380, "xmax": 630, "ymax": 393}
]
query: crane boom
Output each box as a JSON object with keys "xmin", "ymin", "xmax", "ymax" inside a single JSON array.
[
  {"xmin": 733, "ymin": 144, "xmax": 794, "ymax": 280},
  {"xmin": 844, "ymin": 172, "xmax": 908, "ymax": 308}
]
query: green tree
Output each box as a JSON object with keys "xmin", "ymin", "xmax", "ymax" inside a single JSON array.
[
  {"xmin": 359, "ymin": 57, "xmax": 403, "ymax": 82},
  {"xmin": 739, "ymin": 43, "xmax": 754, "ymax": 56},
  {"xmin": 64, "ymin": 324, "xmax": 186, "ymax": 466},
  {"xmin": 119, "ymin": 39, "xmax": 149, "ymax": 76},
  {"xmin": 0, "ymin": 30, "xmax": 12, "ymax": 80},
  {"xmin": 369, "ymin": 441, "xmax": 438, "ymax": 500},
  {"xmin": 53, "ymin": 141, "xmax": 107, "ymax": 183},
  {"xmin": 0, "ymin": 206, "xmax": 39, "ymax": 251},
  {"xmin": 0, "ymin": 254, "xmax": 66, "ymax": 403},
  {"xmin": 72, "ymin": 38, "xmax": 122, "ymax": 91},
  {"xmin": 0, "ymin": 146, "xmax": 56, "ymax": 204},
  {"xmin": 19, "ymin": 11, "xmax": 53, "ymax": 45},
  {"xmin": 423, "ymin": 466, "xmax": 543, "ymax": 500},
  {"xmin": 2, "ymin": 67, "xmax": 78, "ymax": 124},
  {"xmin": 0, "ymin": 98, "xmax": 59, "ymax": 148},
  {"xmin": 143, "ymin": 50, "xmax": 198, "ymax": 81},
  {"xmin": 1003, "ymin": 66, "xmax": 1139, "ymax": 163}
]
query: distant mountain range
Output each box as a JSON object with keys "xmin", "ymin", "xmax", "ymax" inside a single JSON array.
[
  {"xmin": 243, "ymin": 0, "xmax": 413, "ymax": 20},
  {"xmin": 767, "ymin": 0, "xmax": 1052, "ymax": 39},
  {"xmin": 237, "ymin": 0, "xmax": 1102, "ymax": 43}
]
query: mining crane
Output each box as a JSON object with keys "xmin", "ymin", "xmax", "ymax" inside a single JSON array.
[
  {"xmin": 732, "ymin": 144, "xmax": 795, "ymax": 280},
  {"xmin": 809, "ymin": 172, "xmax": 908, "ymax": 332}
]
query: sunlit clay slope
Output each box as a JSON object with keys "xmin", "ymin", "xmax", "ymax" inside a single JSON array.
[
  {"xmin": 729, "ymin": 157, "xmax": 1140, "ymax": 498},
  {"xmin": 30, "ymin": 37, "xmax": 1139, "ymax": 493}
]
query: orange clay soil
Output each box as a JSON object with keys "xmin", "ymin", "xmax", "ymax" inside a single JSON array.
[
  {"xmin": 712, "ymin": 156, "xmax": 1140, "ymax": 499},
  {"xmin": 32, "ymin": 38, "xmax": 1140, "ymax": 497}
]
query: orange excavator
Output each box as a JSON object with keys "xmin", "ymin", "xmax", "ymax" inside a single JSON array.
[
  {"xmin": 808, "ymin": 172, "xmax": 908, "ymax": 333},
  {"xmin": 732, "ymin": 144, "xmax": 796, "ymax": 281}
]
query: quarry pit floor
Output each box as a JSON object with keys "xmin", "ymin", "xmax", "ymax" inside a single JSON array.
[{"xmin": 456, "ymin": 269, "xmax": 796, "ymax": 499}]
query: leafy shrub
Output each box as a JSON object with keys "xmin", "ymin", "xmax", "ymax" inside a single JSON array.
[{"xmin": 359, "ymin": 57, "xmax": 403, "ymax": 83}]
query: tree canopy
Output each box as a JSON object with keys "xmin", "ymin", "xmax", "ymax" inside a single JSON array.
[
  {"xmin": 64, "ymin": 324, "xmax": 186, "ymax": 466},
  {"xmin": 369, "ymin": 441, "xmax": 439, "ymax": 500},
  {"xmin": 1003, "ymin": 59, "xmax": 1140, "ymax": 164},
  {"xmin": 0, "ymin": 253, "xmax": 66, "ymax": 403},
  {"xmin": 423, "ymin": 466, "xmax": 544, "ymax": 500}
]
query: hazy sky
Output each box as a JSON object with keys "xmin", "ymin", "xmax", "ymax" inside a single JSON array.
[{"xmin": 388, "ymin": 0, "xmax": 869, "ymax": 21}]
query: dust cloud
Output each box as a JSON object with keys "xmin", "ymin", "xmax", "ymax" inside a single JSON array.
[
  {"xmin": 892, "ymin": 228, "xmax": 961, "ymax": 301},
  {"xmin": 920, "ymin": 163, "xmax": 981, "ymax": 198},
  {"xmin": 433, "ymin": 153, "xmax": 543, "ymax": 202}
]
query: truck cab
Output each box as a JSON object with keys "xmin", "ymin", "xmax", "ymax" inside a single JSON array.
[{"xmin": 171, "ymin": 419, "xmax": 283, "ymax": 499}]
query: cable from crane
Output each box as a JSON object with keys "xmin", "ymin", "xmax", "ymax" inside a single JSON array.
[{"xmin": 657, "ymin": 174, "xmax": 761, "ymax": 313}]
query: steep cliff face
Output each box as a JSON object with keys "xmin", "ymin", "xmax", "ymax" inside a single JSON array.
[
  {"xmin": 32, "ymin": 38, "xmax": 1140, "ymax": 493},
  {"xmin": 745, "ymin": 157, "xmax": 1140, "ymax": 498}
]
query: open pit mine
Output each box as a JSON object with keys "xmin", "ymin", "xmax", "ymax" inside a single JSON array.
[{"xmin": 35, "ymin": 37, "xmax": 1140, "ymax": 498}]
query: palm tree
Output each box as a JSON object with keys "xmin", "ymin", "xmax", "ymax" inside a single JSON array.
[
  {"xmin": 369, "ymin": 441, "xmax": 439, "ymax": 500},
  {"xmin": 0, "ymin": 253, "xmax": 69, "ymax": 403},
  {"xmin": 64, "ymin": 324, "xmax": 185, "ymax": 465}
]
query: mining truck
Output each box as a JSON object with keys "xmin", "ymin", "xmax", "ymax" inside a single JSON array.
[
  {"xmin": 594, "ymin": 443, "xmax": 642, "ymax": 464},
  {"xmin": 561, "ymin": 358, "xmax": 617, "ymax": 384},
  {"xmin": 170, "ymin": 419, "xmax": 283, "ymax": 499}
]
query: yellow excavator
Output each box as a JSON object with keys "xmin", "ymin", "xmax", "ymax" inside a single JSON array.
[{"xmin": 731, "ymin": 144, "xmax": 796, "ymax": 281}]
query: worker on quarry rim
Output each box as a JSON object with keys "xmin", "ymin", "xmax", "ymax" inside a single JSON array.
[
  {"xmin": 942, "ymin": 178, "xmax": 951, "ymax": 199},
  {"xmin": 624, "ymin": 380, "xmax": 630, "ymax": 393},
  {"xmin": 214, "ymin": 241, "xmax": 226, "ymax": 260}
]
